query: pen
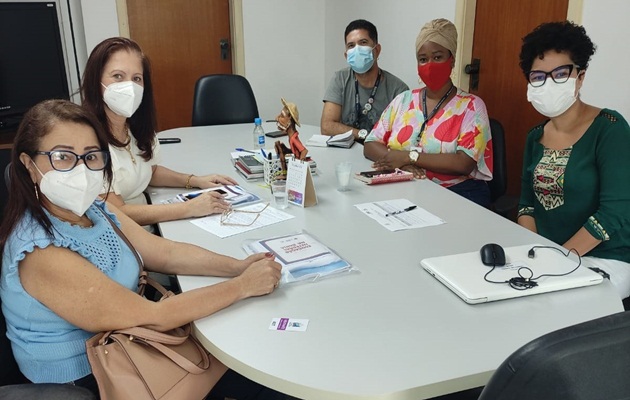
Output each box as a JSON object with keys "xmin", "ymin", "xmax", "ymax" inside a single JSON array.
[
  {"xmin": 261, "ymin": 148, "xmax": 267, "ymax": 159},
  {"xmin": 385, "ymin": 205, "xmax": 417, "ymax": 217},
  {"xmin": 184, "ymin": 192, "xmax": 201, "ymax": 200},
  {"xmin": 235, "ymin": 148, "xmax": 256, "ymax": 153},
  {"xmin": 158, "ymin": 137, "xmax": 181, "ymax": 144},
  {"xmin": 266, "ymin": 119, "xmax": 277, "ymax": 123}
]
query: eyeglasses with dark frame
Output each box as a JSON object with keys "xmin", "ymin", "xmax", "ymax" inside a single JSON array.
[
  {"xmin": 34, "ymin": 150, "xmax": 110, "ymax": 172},
  {"xmin": 220, "ymin": 203, "xmax": 270, "ymax": 227},
  {"xmin": 527, "ymin": 64, "xmax": 580, "ymax": 87}
]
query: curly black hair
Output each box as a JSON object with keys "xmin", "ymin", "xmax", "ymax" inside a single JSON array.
[{"xmin": 519, "ymin": 21, "xmax": 596, "ymax": 78}]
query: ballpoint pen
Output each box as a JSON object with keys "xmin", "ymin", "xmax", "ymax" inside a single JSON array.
[
  {"xmin": 385, "ymin": 205, "xmax": 417, "ymax": 217},
  {"xmin": 235, "ymin": 148, "xmax": 256, "ymax": 153},
  {"xmin": 261, "ymin": 148, "xmax": 267, "ymax": 159}
]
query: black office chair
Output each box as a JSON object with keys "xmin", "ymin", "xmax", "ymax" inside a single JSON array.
[
  {"xmin": 0, "ymin": 297, "xmax": 96, "ymax": 400},
  {"xmin": 191, "ymin": 74, "xmax": 259, "ymax": 126},
  {"xmin": 488, "ymin": 119, "xmax": 518, "ymax": 219},
  {"xmin": 477, "ymin": 310, "xmax": 630, "ymax": 400}
]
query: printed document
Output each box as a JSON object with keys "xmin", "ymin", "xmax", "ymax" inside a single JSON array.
[
  {"xmin": 354, "ymin": 198, "xmax": 445, "ymax": 231},
  {"xmin": 191, "ymin": 203, "xmax": 294, "ymax": 238}
]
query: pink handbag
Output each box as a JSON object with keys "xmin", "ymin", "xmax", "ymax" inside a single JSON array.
[{"xmin": 86, "ymin": 210, "xmax": 227, "ymax": 399}]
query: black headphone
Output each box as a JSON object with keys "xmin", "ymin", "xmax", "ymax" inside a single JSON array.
[{"xmin": 484, "ymin": 246, "xmax": 583, "ymax": 291}]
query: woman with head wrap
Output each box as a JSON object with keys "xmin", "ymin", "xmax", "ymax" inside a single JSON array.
[{"xmin": 363, "ymin": 18, "xmax": 493, "ymax": 207}]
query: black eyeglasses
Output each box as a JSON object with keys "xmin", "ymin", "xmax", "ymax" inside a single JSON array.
[
  {"xmin": 527, "ymin": 64, "xmax": 580, "ymax": 87},
  {"xmin": 34, "ymin": 150, "xmax": 109, "ymax": 172}
]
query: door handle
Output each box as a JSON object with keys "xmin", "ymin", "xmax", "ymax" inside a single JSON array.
[
  {"xmin": 219, "ymin": 39, "xmax": 230, "ymax": 60},
  {"xmin": 465, "ymin": 58, "xmax": 481, "ymax": 90}
]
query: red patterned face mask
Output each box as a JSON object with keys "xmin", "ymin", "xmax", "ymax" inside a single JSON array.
[{"xmin": 417, "ymin": 56, "xmax": 452, "ymax": 91}]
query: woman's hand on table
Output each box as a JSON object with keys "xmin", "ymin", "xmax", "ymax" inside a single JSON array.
[
  {"xmin": 193, "ymin": 174, "xmax": 239, "ymax": 189},
  {"xmin": 400, "ymin": 164, "xmax": 426, "ymax": 179},
  {"xmin": 185, "ymin": 190, "xmax": 231, "ymax": 217},
  {"xmin": 235, "ymin": 253, "xmax": 282, "ymax": 297},
  {"xmin": 371, "ymin": 149, "xmax": 410, "ymax": 170}
]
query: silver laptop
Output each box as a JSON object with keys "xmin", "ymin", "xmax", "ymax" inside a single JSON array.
[{"xmin": 421, "ymin": 244, "xmax": 604, "ymax": 304}]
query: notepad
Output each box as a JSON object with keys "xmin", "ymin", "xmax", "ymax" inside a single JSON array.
[{"xmin": 306, "ymin": 130, "xmax": 355, "ymax": 148}]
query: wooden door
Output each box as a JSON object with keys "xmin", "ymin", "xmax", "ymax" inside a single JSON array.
[
  {"xmin": 126, "ymin": 0, "xmax": 232, "ymax": 131},
  {"xmin": 469, "ymin": 0, "xmax": 568, "ymax": 197}
]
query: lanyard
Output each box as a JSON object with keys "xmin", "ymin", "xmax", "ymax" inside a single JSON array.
[
  {"xmin": 354, "ymin": 70, "xmax": 382, "ymax": 128},
  {"xmin": 419, "ymin": 84, "xmax": 455, "ymax": 140}
]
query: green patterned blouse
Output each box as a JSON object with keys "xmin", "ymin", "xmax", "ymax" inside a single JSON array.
[{"xmin": 518, "ymin": 109, "xmax": 630, "ymax": 263}]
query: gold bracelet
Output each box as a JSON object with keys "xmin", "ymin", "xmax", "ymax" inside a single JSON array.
[{"xmin": 185, "ymin": 174, "xmax": 195, "ymax": 189}]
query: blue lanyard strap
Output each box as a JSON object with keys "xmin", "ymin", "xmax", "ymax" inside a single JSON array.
[{"xmin": 354, "ymin": 70, "xmax": 382, "ymax": 128}]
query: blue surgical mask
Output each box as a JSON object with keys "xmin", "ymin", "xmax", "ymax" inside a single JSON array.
[{"xmin": 346, "ymin": 45, "xmax": 375, "ymax": 74}]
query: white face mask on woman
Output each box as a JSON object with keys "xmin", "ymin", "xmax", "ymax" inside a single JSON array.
[
  {"xmin": 527, "ymin": 77, "xmax": 578, "ymax": 118},
  {"xmin": 33, "ymin": 162, "xmax": 104, "ymax": 216},
  {"xmin": 102, "ymin": 81, "xmax": 144, "ymax": 118}
]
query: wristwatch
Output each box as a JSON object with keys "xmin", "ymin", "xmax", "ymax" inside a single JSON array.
[
  {"xmin": 357, "ymin": 129, "xmax": 369, "ymax": 140},
  {"xmin": 409, "ymin": 149, "xmax": 421, "ymax": 164}
]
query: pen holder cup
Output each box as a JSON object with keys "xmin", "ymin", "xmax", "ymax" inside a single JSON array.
[{"xmin": 264, "ymin": 158, "xmax": 283, "ymax": 185}]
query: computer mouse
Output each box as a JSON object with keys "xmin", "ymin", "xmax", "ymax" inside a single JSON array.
[{"xmin": 480, "ymin": 243, "xmax": 506, "ymax": 266}]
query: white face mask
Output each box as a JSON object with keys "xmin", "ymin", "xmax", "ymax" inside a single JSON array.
[
  {"xmin": 102, "ymin": 81, "xmax": 144, "ymax": 118},
  {"xmin": 34, "ymin": 162, "xmax": 104, "ymax": 216},
  {"xmin": 527, "ymin": 77, "xmax": 578, "ymax": 118}
]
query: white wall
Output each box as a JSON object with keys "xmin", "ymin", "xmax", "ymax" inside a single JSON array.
[
  {"xmin": 241, "ymin": 0, "xmax": 325, "ymax": 126},
  {"xmin": 580, "ymin": 0, "xmax": 630, "ymax": 119},
  {"xmin": 80, "ymin": 1, "xmax": 119, "ymax": 54}
]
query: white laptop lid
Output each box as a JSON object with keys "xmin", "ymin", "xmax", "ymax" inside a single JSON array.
[{"xmin": 421, "ymin": 244, "xmax": 603, "ymax": 304}]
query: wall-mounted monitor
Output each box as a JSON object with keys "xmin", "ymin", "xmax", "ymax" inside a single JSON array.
[{"xmin": 0, "ymin": 2, "xmax": 72, "ymax": 131}]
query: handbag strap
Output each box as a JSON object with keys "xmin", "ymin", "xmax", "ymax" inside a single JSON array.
[{"xmin": 96, "ymin": 205, "xmax": 173, "ymax": 298}]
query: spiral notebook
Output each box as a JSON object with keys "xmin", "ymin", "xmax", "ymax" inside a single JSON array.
[{"xmin": 421, "ymin": 244, "xmax": 604, "ymax": 304}]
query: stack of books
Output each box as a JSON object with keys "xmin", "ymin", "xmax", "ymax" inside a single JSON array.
[
  {"xmin": 233, "ymin": 155, "xmax": 264, "ymax": 180},
  {"xmin": 232, "ymin": 153, "xmax": 317, "ymax": 180}
]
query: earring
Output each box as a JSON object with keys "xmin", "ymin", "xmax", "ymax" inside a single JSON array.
[{"xmin": 34, "ymin": 183, "xmax": 39, "ymax": 201}]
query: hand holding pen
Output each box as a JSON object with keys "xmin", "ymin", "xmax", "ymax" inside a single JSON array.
[{"xmin": 385, "ymin": 205, "xmax": 417, "ymax": 217}]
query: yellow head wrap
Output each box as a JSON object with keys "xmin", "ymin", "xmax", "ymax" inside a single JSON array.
[{"xmin": 415, "ymin": 18, "xmax": 458, "ymax": 56}]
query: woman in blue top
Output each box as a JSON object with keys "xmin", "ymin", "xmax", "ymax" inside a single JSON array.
[{"xmin": 0, "ymin": 100, "xmax": 285, "ymax": 398}]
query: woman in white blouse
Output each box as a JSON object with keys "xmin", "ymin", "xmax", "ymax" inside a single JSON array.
[{"xmin": 81, "ymin": 37, "xmax": 237, "ymax": 226}]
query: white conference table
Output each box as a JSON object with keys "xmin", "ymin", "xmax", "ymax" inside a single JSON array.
[{"xmin": 150, "ymin": 123, "xmax": 623, "ymax": 400}]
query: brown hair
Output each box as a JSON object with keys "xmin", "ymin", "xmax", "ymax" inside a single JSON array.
[
  {"xmin": 0, "ymin": 99, "xmax": 113, "ymax": 255},
  {"xmin": 81, "ymin": 37, "xmax": 157, "ymax": 161}
]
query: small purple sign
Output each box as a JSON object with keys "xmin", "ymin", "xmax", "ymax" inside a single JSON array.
[{"xmin": 277, "ymin": 318, "xmax": 289, "ymax": 330}]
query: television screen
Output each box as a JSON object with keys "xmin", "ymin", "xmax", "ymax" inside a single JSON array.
[{"xmin": 0, "ymin": 2, "xmax": 70, "ymax": 131}]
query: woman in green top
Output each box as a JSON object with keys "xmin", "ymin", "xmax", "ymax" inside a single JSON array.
[{"xmin": 517, "ymin": 21, "xmax": 630, "ymax": 299}]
